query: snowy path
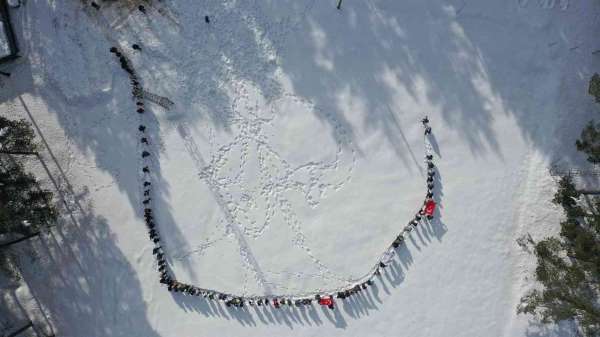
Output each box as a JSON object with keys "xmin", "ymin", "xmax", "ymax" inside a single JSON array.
[{"xmin": 1, "ymin": 0, "xmax": 599, "ymax": 336}]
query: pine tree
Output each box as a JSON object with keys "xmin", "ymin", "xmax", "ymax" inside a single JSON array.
[
  {"xmin": 0, "ymin": 116, "xmax": 37, "ymax": 154},
  {"xmin": 0, "ymin": 158, "xmax": 56, "ymax": 237},
  {"xmin": 589, "ymin": 73, "xmax": 600, "ymax": 103},
  {"xmin": 518, "ymin": 175, "xmax": 600, "ymax": 337},
  {"xmin": 575, "ymin": 75, "xmax": 600, "ymax": 163},
  {"xmin": 0, "ymin": 117, "xmax": 56, "ymax": 278},
  {"xmin": 519, "ymin": 73, "xmax": 600, "ymax": 336},
  {"xmin": 575, "ymin": 121, "xmax": 600, "ymax": 164}
]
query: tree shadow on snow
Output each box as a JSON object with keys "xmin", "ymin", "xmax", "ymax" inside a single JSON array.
[
  {"xmin": 525, "ymin": 319, "xmax": 583, "ymax": 337},
  {"xmin": 13, "ymin": 167, "xmax": 163, "ymax": 337},
  {"xmin": 3, "ymin": 0, "xmax": 595, "ymax": 331}
]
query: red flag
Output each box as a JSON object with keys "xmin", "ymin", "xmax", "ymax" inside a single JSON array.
[{"xmin": 424, "ymin": 200, "xmax": 436, "ymax": 216}]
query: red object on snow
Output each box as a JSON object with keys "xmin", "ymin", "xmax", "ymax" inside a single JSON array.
[
  {"xmin": 318, "ymin": 296, "xmax": 333, "ymax": 306},
  {"xmin": 424, "ymin": 200, "xmax": 436, "ymax": 216}
]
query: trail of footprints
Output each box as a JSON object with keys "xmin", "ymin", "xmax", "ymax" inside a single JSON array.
[
  {"xmin": 99, "ymin": 0, "xmax": 357, "ymax": 293},
  {"xmin": 175, "ymin": 83, "xmax": 357, "ymax": 291},
  {"xmin": 166, "ymin": 0, "xmax": 357, "ymax": 291}
]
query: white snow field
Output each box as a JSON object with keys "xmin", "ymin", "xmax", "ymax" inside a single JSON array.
[{"xmin": 1, "ymin": 0, "xmax": 599, "ymax": 336}]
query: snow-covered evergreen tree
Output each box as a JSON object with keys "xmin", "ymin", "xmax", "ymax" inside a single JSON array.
[
  {"xmin": 575, "ymin": 75, "xmax": 600, "ymax": 163},
  {"xmin": 0, "ymin": 116, "xmax": 56, "ymax": 278},
  {"xmin": 520, "ymin": 78, "xmax": 600, "ymax": 336}
]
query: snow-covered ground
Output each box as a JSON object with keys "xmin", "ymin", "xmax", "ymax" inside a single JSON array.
[{"xmin": 1, "ymin": 0, "xmax": 599, "ymax": 336}]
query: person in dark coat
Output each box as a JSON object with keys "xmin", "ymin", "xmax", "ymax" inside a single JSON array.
[
  {"xmin": 139, "ymin": 125, "xmax": 146, "ymax": 132},
  {"xmin": 132, "ymin": 44, "xmax": 142, "ymax": 51},
  {"xmin": 142, "ymin": 151, "xmax": 151, "ymax": 158},
  {"xmin": 143, "ymin": 181, "xmax": 151, "ymax": 187},
  {"xmin": 205, "ymin": 15, "xmax": 210, "ymax": 23},
  {"xmin": 138, "ymin": 5, "xmax": 146, "ymax": 13}
]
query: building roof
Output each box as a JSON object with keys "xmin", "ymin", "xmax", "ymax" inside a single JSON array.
[{"xmin": 0, "ymin": 0, "xmax": 18, "ymax": 64}]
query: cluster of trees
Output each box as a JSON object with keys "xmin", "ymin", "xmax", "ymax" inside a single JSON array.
[
  {"xmin": 519, "ymin": 75, "xmax": 600, "ymax": 336},
  {"xmin": 0, "ymin": 116, "xmax": 56, "ymax": 278}
]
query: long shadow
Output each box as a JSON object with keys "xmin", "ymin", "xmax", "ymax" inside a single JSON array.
[
  {"xmin": 525, "ymin": 319, "xmax": 583, "ymax": 337},
  {"xmin": 0, "ymin": 279, "xmax": 34, "ymax": 337},
  {"xmin": 162, "ymin": 225, "xmax": 440, "ymax": 329},
  {"xmin": 13, "ymin": 165, "xmax": 162, "ymax": 337},
  {"xmin": 6, "ymin": 0, "xmax": 590, "ymax": 330},
  {"xmin": 275, "ymin": 0, "xmax": 600, "ymax": 165},
  {"xmin": 160, "ymin": 164, "xmax": 446, "ymax": 327},
  {"xmin": 3, "ymin": 77, "xmax": 162, "ymax": 336},
  {"xmin": 5, "ymin": 0, "xmax": 597, "ymax": 235}
]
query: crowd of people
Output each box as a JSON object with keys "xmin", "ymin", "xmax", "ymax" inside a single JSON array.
[{"xmin": 110, "ymin": 46, "xmax": 438, "ymax": 311}]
